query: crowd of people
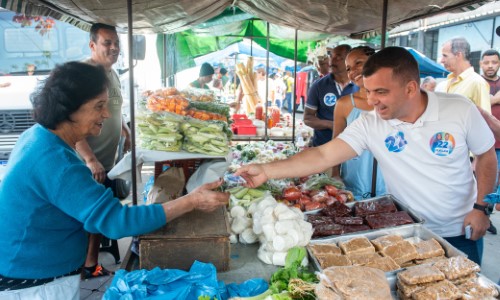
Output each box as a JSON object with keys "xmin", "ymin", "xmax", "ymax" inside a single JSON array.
[{"xmin": 236, "ymin": 37, "xmax": 500, "ymax": 273}]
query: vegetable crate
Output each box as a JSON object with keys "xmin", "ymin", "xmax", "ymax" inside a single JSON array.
[
  {"xmin": 154, "ymin": 159, "xmax": 202, "ymax": 181},
  {"xmin": 142, "ymin": 158, "xmax": 231, "ymax": 272},
  {"xmin": 138, "ymin": 206, "xmax": 231, "ymax": 272}
]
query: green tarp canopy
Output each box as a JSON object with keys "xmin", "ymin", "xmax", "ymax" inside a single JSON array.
[{"xmin": 157, "ymin": 8, "xmax": 331, "ymax": 78}]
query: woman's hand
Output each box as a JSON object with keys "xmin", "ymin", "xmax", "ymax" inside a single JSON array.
[{"xmin": 189, "ymin": 179, "xmax": 229, "ymax": 212}]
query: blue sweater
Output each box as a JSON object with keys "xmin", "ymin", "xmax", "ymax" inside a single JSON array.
[{"xmin": 0, "ymin": 124, "xmax": 166, "ymax": 279}]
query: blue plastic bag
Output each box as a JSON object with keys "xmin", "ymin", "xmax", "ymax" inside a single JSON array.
[
  {"xmin": 142, "ymin": 175, "xmax": 155, "ymax": 203},
  {"xmin": 103, "ymin": 261, "xmax": 268, "ymax": 300}
]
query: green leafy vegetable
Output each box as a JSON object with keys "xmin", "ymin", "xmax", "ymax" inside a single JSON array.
[{"xmin": 232, "ymin": 247, "xmax": 317, "ymax": 300}]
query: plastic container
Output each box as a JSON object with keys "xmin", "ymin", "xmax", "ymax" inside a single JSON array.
[
  {"xmin": 255, "ymin": 105, "xmax": 263, "ymax": 120},
  {"xmin": 232, "ymin": 114, "xmax": 248, "ymax": 120},
  {"xmin": 236, "ymin": 126, "xmax": 257, "ymax": 135},
  {"xmin": 271, "ymin": 107, "xmax": 281, "ymax": 126}
]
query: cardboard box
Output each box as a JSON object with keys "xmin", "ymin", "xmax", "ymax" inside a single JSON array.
[{"xmin": 139, "ymin": 206, "xmax": 231, "ymax": 271}]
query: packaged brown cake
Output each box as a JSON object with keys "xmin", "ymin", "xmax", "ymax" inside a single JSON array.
[
  {"xmin": 307, "ymin": 214, "xmax": 333, "ymax": 226},
  {"xmin": 457, "ymin": 276, "xmax": 499, "ymax": 299},
  {"xmin": 333, "ymin": 216, "xmax": 363, "ymax": 225},
  {"xmin": 308, "ymin": 243, "xmax": 341, "ymax": 255},
  {"xmin": 414, "ymin": 238, "xmax": 445, "ymax": 260},
  {"xmin": 397, "ymin": 264, "xmax": 445, "ymax": 285},
  {"xmin": 313, "ymin": 223, "xmax": 343, "ymax": 237},
  {"xmin": 341, "ymin": 224, "xmax": 371, "ymax": 234},
  {"xmin": 316, "ymin": 266, "xmax": 392, "ymax": 300},
  {"xmin": 347, "ymin": 251, "xmax": 381, "ymax": 266},
  {"xmin": 338, "ymin": 237, "xmax": 375, "ymax": 255},
  {"xmin": 353, "ymin": 198, "xmax": 397, "ymax": 217},
  {"xmin": 371, "ymin": 234, "xmax": 404, "ymax": 251},
  {"xmin": 364, "ymin": 255, "xmax": 401, "ymax": 272},
  {"xmin": 397, "ymin": 279, "xmax": 435, "ymax": 298},
  {"xmin": 365, "ymin": 211, "xmax": 414, "ymax": 229},
  {"xmin": 412, "ymin": 279, "xmax": 463, "ymax": 300},
  {"xmin": 433, "ymin": 256, "xmax": 481, "ymax": 280},
  {"xmin": 381, "ymin": 240, "xmax": 418, "ymax": 265},
  {"xmin": 415, "ymin": 255, "xmax": 446, "ymax": 265},
  {"xmin": 316, "ymin": 253, "xmax": 352, "ymax": 268},
  {"xmin": 322, "ymin": 201, "xmax": 352, "ymax": 217}
]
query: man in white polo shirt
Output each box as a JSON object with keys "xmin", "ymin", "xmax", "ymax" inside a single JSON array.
[{"xmin": 236, "ymin": 47, "xmax": 497, "ymax": 266}]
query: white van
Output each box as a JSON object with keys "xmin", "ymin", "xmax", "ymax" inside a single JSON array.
[{"xmin": 0, "ymin": 9, "xmax": 91, "ymax": 164}]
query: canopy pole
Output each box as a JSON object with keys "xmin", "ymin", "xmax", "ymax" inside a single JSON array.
[
  {"xmin": 264, "ymin": 21, "xmax": 270, "ymax": 140},
  {"xmin": 127, "ymin": 0, "xmax": 138, "ymax": 206},
  {"xmin": 380, "ymin": 0, "xmax": 388, "ymax": 49},
  {"xmin": 292, "ymin": 29, "xmax": 298, "ymax": 144},
  {"xmin": 371, "ymin": 0, "xmax": 388, "ymax": 197},
  {"xmin": 162, "ymin": 35, "xmax": 167, "ymax": 87}
]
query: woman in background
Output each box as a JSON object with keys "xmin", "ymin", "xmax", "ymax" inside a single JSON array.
[{"xmin": 332, "ymin": 46, "xmax": 386, "ymax": 199}]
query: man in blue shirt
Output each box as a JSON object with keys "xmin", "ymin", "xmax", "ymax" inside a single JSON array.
[{"xmin": 304, "ymin": 44, "xmax": 358, "ymax": 146}]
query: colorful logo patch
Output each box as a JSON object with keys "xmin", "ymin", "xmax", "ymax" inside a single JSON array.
[
  {"xmin": 323, "ymin": 93, "xmax": 337, "ymax": 106},
  {"xmin": 429, "ymin": 132, "xmax": 455, "ymax": 156},
  {"xmin": 385, "ymin": 131, "xmax": 408, "ymax": 153}
]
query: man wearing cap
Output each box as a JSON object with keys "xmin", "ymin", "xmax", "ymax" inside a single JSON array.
[{"xmin": 190, "ymin": 62, "xmax": 215, "ymax": 89}]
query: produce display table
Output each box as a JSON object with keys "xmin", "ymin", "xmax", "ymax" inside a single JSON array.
[
  {"xmin": 231, "ymin": 135, "xmax": 293, "ymax": 142},
  {"xmin": 108, "ymin": 149, "xmax": 229, "ymax": 181}
]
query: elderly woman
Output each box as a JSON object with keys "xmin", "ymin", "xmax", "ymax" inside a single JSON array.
[
  {"xmin": 332, "ymin": 46, "xmax": 386, "ymax": 199},
  {"xmin": 0, "ymin": 62, "xmax": 228, "ymax": 299}
]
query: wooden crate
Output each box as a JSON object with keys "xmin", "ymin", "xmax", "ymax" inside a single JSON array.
[
  {"xmin": 153, "ymin": 159, "xmax": 202, "ymax": 180},
  {"xmin": 139, "ymin": 206, "xmax": 231, "ymax": 271}
]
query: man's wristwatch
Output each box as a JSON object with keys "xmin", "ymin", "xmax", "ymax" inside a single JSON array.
[{"xmin": 473, "ymin": 203, "xmax": 493, "ymax": 216}]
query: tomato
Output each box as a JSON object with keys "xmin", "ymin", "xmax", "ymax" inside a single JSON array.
[
  {"xmin": 326, "ymin": 196, "xmax": 337, "ymax": 206},
  {"xmin": 299, "ymin": 194, "xmax": 312, "ymax": 203},
  {"xmin": 336, "ymin": 193, "xmax": 348, "ymax": 203},
  {"xmin": 311, "ymin": 190, "xmax": 329, "ymax": 203},
  {"xmin": 304, "ymin": 202, "xmax": 326, "ymax": 211},
  {"xmin": 324, "ymin": 185, "xmax": 339, "ymax": 196},
  {"xmin": 337, "ymin": 190, "xmax": 355, "ymax": 202},
  {"xmin": 308, "ymin": 189, "xmax": 322, "ymax": 197},
  {"xmin": 282, "ymin": 186, "xmax": 302, "ymax": 201}
]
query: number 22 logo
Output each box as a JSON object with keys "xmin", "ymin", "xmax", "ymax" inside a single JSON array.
[{"xmin": 324, "ymin": 93, "xmax": 337, "ymax": 106}]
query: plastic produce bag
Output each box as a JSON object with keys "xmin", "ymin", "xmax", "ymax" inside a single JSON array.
[
  {"xmin": 103, "ymin": 261, "xmax": 268, "ymax": 300},
  {"xmin": 186, "ymin": 159, "xmax": 230, "ymax": 193}
]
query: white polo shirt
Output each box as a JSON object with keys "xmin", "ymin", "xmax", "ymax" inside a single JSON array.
[{"xmin": 339, "ymin": 91, "xmax": 494, "ymax": 237}]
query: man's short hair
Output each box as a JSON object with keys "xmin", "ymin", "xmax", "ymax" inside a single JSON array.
[
  {"xmin": 421, "ymin": 76, "xmax": 436, "ymax": 85},
  {"xmin": 362, "ymin": 46, "xmax": 420, "ymax": 84},
  {"xmin": 449, "ymin": 37, "xmax": 471, "ymax": 61},
  {"xmin": 482, "ymin": 49, "xmax": 500, "ymax": 60},
  {"xmin": 90, "ymin": 23, "xmax": 117, "ymax": 42},
  {"xmin": 334, "ymin": 44, "xmax": 352, "ymax": 54}
]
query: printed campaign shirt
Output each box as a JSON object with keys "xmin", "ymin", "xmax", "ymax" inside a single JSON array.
[{"xmin": 338, "ymin": 91, "xmax": 494, "ymax": 237}]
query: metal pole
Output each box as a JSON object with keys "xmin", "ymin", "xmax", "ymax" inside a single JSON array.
[
  {"xmin": 371, "ymin": 0, "xmax": 388, "ymax": 197},
  {"xmin": 491, "ymin": 17, "xmax": 496, "ymax": 49},
  {"xmin": 292, "ymin": 29, "xmax": 298, "ymax": 144},
  {"xmin": 127, "ymin": 0, "xmax": 138, "ymax": 205},
  {"xmin": 162, "ymin": 34, "xmax": 167, "ymax": 87},
  {"xmin": 380, "ymin": 0, "xmax": 388, "ymax": 49},
  {"xmin": 265, "ymin": 21, "xmax": 270, "ymax": 140}
]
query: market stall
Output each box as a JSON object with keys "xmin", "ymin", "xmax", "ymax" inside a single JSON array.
[{"xmin": 3, "ymin": 1, "xmax": 499, "ymax": 299}]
